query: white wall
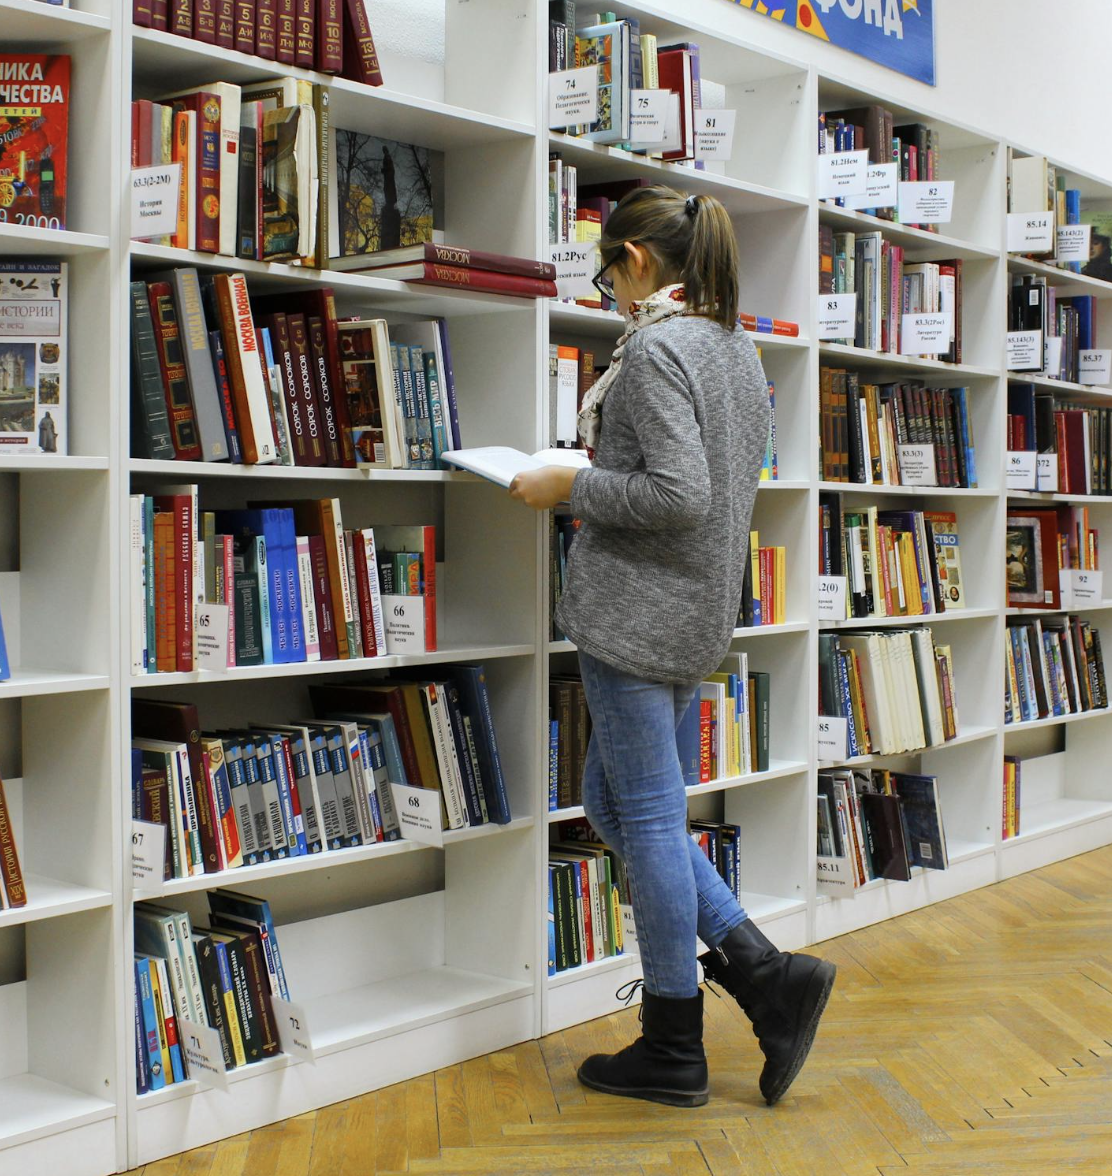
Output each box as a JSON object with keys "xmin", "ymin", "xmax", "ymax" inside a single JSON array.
[{"xmin": 371, "ymin": 0, "xmax": 1112, "ymax": 180}]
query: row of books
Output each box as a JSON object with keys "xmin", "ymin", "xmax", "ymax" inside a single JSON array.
[
  {"xmin": 739, "ymin": 534, "xmax": 787, "ymax": 628},
  {"xmin": 819, "ymin": 369, "xmax": 977, "ymax": 488},
  {"xmin": 819, "ymin": 627, "xmax": 960, "ymax": 759},
  {"xmin": 817, "ymin": 769, "xmax": 949, "ymax": 897},
  {"xmin": 692, "ymin": 819, "xmax": 743, "ymax": 905},
  {"xmin": 549, "ymin": 344, "xmax": 599, "ymax": 448},
  {"xmin": 133, "ymin": 890, "xmax": 286, "ymax": 1092},
  {"xmin": 132, "ymin": 1, "xmax": 383, "ymax": 87},
  {"xmin": 130, "ymin": 266, "xmax": 463, "ymax": 468},
  {"xmin": 818, "ymin": 105, "xmax": 939, "ymax": 232},
  {"xmin": 1005, "ymin": 505, "xmax": 1098, "ymax": 611},
  {"xmin": 1005, "ymin": 616, "xmax": 1108, "ymax": 725},
  {"xmin": 0, "ymin": 775, "xmax": 25, "ymax": 910},
  {"xmin": 818, "ymin": 229, "xmax": 962, "ymax": 358},
  {"xmin": 548, "ymin": 819, "xmax": 629, "ymax": 973},
  {"xmin": 1002, "ymin": 756, "xmax": 1021, "ymax": 839},
  {"xmin": 819, "ymin": 497, "xmax": 965, "ymax": 617},
  {"xmin": 1007, "ymin": 276, "xmax": 1095, "ymax": 382},
  {"xmin": 1007, "ymin": 151, "xmax": 1107, "ymax": 277},
  {"xmin": 130, "ymin": 488, "xmax": 435, "ymax": 672},
  {"xmin": 1007, "ymin": 389, "xmax": 1112, "ymax": 496}
]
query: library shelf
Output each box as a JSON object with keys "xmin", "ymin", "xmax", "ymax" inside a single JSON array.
[
  {"xmin": 732, "ymin": 622, "xmax": 811, "ymax": 638},
  {"xmin": 0, "ymin": 0, "xmax": 111, "ymax": 40},
  {"xmin": 820, "ymin": 724, "xmax": 998, "ymax": 770},
  {"xmin": 134, "ymin": 817, "xmax": 536, "ymax": 902},
  {"xmin": 818, "ymin": 205, "xmax": 999, "ymax": 262},
  {"xmin": 0, "ymin": 671, "xmax": 109, "ymax": 700},
  {"xmin": 1003, "ymin": 798, "xmax": 1112, "ymax": 847},
  {"xmin": 1007, "ymin": 256, "xmax": 1112, "ymax": 300},
  {"xmin": 1006, "ymin": 603, "xmax": 1112, "ymax": 616},
  {"xmin": 0, "ymin": 1074, "xmax": 115, "ymax": 1153},
  {"xmin": 1007, "ymin": 489, "xmax": 1112, "ymax": 504},
  {"xmin": 0, "ymin": 456, "xmax": 108, "ymax": 474},
  {"xmin": 1006, "ymin": 371, "xmax": 1112, "ymax": 399},
  {"xmin": 816, "ymin": 480, "xmax": 997, "ymax": 498},
  {"xmin": 0, "ymin": 876, "xmax": 112, "ymax": 929},
  {"xmin": 128, "ymin": 458, "xmax": 480, "ymax": 484},
  {"xmin": 827, "ymin": 607, "xmax": 999, "ymax": 630},
  {"xmin": 1004, "ymin": 707, "xmax": 1112, "ymax": 735},
  {"xmin": 0, "ymin": 222, "xmax": 109, "ymax": 258},
  {"xmin": 130, "ymin": 643, "xmax": 537, "ymax": 688},
  {"xmin": 819, "ymin": 343, "xmax": 1000, "ymax": 380},
  {"xmin": 548, "ymin": 951, "xmax": 637, "ymax": 989}
]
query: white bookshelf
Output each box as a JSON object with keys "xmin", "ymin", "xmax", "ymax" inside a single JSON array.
[{"xmin": 1, "ymin": 2, "xmax": 1111, "ymax": 1173}]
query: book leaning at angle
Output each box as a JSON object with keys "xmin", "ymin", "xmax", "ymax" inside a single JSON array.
[{"xmin": 441, "ymin": 446, "xmax": 589, "ymax": 489}]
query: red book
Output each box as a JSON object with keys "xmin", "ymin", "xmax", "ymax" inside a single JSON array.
[
  {"xmin": 234, "ymin": 0, "xmax": 255, "ymax": 54},
  {"xmin": 351, "ymin": 531, "xmax": 378, "ymax": 657},
  {"xmin": 134, "ymin": 0, "xmax": 154, "ymax": 26},
  {"xmin": 658, "ymin": 48, "xmax": 694, "ymax": 163},
  {"xmin": 193, "ymin": 0, "xmax": 216, "ymax": 41},
  {"xmin": 341, "ymin": 0, "xmax": 383, "ymax": 86},
  {"xmin": 147, "ymin": 282, "xmax": 203, "ymax": 460},
  {"xmin": 284, "ymin": 313, "xmax": 326, "ymax": 466},
  {"xmin": 335, "ymin": 242, "xmax": 557, "ymax": 280},
  {"xmin": 152, "ymin": 0, "xmax": 169, "ymax": 28},
  {"xmin": 215, "ymin": 0, "xmax": 235, "ymax": 48},
  {"xmin": 1060, "ymin": 410, "xmax": 1089, "ymax": 495},
  {"xmin": 698, "ymin": 699, "xmax": 712, "ymax": 782},
  {"xmin": 307, "ymin": 315, "xmax": 343, "ymax": 467},
  {"xmin": 153, "ymin": 496, "xmax": 195, "ymax": 672},
  {"xmin": 171, "ymin": 0, "xmax": 192, "ymax": 35},
  {"xmin": 377, "ymin": 262, "xmax": 557, "ymax": 298},
  {"xmin": 153, "ymin": 514, "xmax": 175, "ymax": 671},
  {"xmin": 0, "ymin": 55, "xmax": 69, "ymax": 231},
  {"xmin": 275, "ymin": 0, "xmax": 296, "ymax": 62},
  {"xmin": 295, "ymin": 0, "xmax": 314, "ymax": 68},
  {"xmin": 316, "ymin": 0, "xmax": 342, "ymax": 72},
  {"xmin": 308, "ymin": 534, "xmax": 339, "ymax": 660},
  {"xmin": 265, "ymin": 313, "xmax": 310, "ymax": 466},
  {"xmin": 278, "ymin": 735, "xmax": 307, "ymax": 847},
  {"xmin": 0, "ymin": 776, "xmax": 26, "ymax": 908},
  {"xmin": 256, "ymin": 0, "xmax": 277, "ymax": 58},
  {"xmin": 169, "ymin": 92, "xmax": 221, "ymax": 254},
  {"xmin": 135, "ymin": 99, "xmax": 153, "ymax": 167}
]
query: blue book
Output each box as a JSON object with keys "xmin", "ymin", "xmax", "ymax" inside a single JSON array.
[
  {"xmin": 546, "ymin": 867, "xmax": 557, "ymax": 976},
  {"xmin": 444, "ymin": 682, "xmax": 483, "ymax": 826},
  {"xmin": 0, "ymin": 593, "xmax": 10, "ymax": 681},
  {"xmin": 452, "ymin": 665, "xmax": 511, "ymax": 824},
  {"xmin": 368, "ymin": 713, "xmax": 408, "ymax": 788},
  {"xmin": 549, "ymin": 719, "xmax": 559, "ymax": 811},
  {"xmin": 363, "ymin": 726, "xmax": 400, "ymax": 840},
  {"xmin": 215, "ymin": 510, "xmax": 296, "ymax": 663},
  {"xmin": 422, "ymin": 349, "xmax": 450, "ymax": 465},
  {"xmin": 131, "ymin": 747, "xmax": 144, "ymax": 819},
  {"xmin": 208, "ymin": 889, "xmax": 289, "ymax": 1002},
  {"xmin": 144, "ymin": 496, "xmax": 156, "ymax": 671},
  {"xmin": 146, "ymin": 955, "xmax": 185, "ymax": 1083},
  {"xmin": 355, "ymin": 727, "xmax": 383, "ymax": 840},
  {"xmin": 437, "ymin": 319, "xmax": 461, "ymax": 450},
  {"xmin": 1066, "ymin": 188, "xmax": 1082, "ymax": 274},
  {"xmin": 268, "ymin": 732, "xmax": 306, "ymax": 856},
  {"xmin": 253, "ymin": 737, "xmax": 288, "ymax": 858},
  {"xmin": 836, "ymin": 651, "xmax": 860, "ymax": 757},
  {"xmin": 134, "ymin": 958, "xmax": 165, "ymax": 1092},
  {"xmin": 676, "ymin": 693, "xmax": 701, "ymax": 788},
  {"xmin": 951, "ymin": 388, "xmax": 977, "ymax": 487}
]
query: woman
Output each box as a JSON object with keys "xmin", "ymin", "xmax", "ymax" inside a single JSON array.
[{"xmin": 510, "ymin": 185, "xmax": 834, "ymax": 1108}]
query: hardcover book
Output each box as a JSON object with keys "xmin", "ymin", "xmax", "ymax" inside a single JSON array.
[{"xmin": 0, "ymin": 56, "xmax": 70, "ymax": 230}]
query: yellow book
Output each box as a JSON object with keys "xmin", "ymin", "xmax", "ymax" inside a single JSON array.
[
  {"xmin": 707, "ymin": 673, "xmax": 738, "ymax": 776},
  {"xmin": 898, "ymin": 534, "xmax": 923, "ymax": 616},
  {"xmin": 749, "ymin": 531, "xmax": 760, "ymax": 624},
  {"xmin": 144, "ymin": 955, "xmax": 175, "ymax": 1085},
  {"xmin": 774, "ymin": 546, "xmax": 786, "ymax": 625},
  {"xmin": 640, "ymin": 34, "xmax": 659, "ymax": 88}
]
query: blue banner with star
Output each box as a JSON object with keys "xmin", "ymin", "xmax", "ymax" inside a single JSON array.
[{"xmin": 731, "ymin": 0, "xmax": 935, "ymax": 86}]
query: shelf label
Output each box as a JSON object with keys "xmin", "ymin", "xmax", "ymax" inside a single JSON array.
[
  {"xmin": 1044, "ymin": 335, "xmax": 1064, "ymax": 378},
  {"xmin": 898, "ymin": 180, "xmax": 954, "ymax": 224},
  {"xmin": 694, "ymin": 109, "xmax": 736, "ymax": 160},
  {"xmin": 1057, "ymin": 223, "xmax": 1091, "ymax": 267},
  {"xmin": 195, "ymin": 603, "xmax": 230, "ymax": 672},
  {"xmin": 1006, "ymin": 450, "xmax": 1038, "ymax": 490},
  {"xmin": 844, "ymin": 162, "xmax": 899, "ymax": 211},
  {"xmin": 131, "ymin": 161, "xmax": 182, "ymax": 239},
  {"xmin": 131, "ymin": 820, "xmax": 166, "ymax": 886},
  {"xmin": 618, "ymin": 903, "xmax": 638, "ymax": 952},
  {"xmin": 901, "ymin": 312, "xmax": 952, "ymax": 355},
  {"xmin": 817, "ymin": 575, "xmax": 847, "ymax": 621},
  {"xmin": 548, "ymin": 66, "xmax": 598, "ymax": 128},
  {"xmin": 1007, "ymin": 211, "xmax": 1054, "ymax": 253},
  {"xmin": 817, "ymin": 149, "xmax": 868, "ymax": 199},
  {"xmin": 1061, "ymin": 568, "xmax": 1103, "ymax": 609},
  {"xmin": 628, "ymin": 88, "xmax": 671, "ymax": 146},
  {"xmin": 273, "ymin": 997, "xmax": 316, "ymax": 1063},
  {"xmin": 1079, "ymin": 349, "xmax": 1112, "ymax": 386},
  {"xmin": 179, "ymin": 1019, "xmax": 229, "ymax": 1092},
  {"xmin": 1006, "ymin": 329, "xmax": 1043, "ymax": 371},
  {"xmin": 391, "ymin": 782, "xmax": 444, "ymax": 847},
  {"xmin": 548, "ymin": 242, "xmax": 598, "ymax": 300},
  {"xmin": 1036, "ymin": 453, "xmax": 1059, "ymax": 493},
  {"xmin": 381, "ymin": 594, "xmax": 426, "ymax": 655},
  {"xmin": 897, "ymin": 443, "xmax": 938, "ymax": 486},
  {"xmin": 817, "ymin": 716, "xmax": 849, "ymax": 762},
  {"xmin": 817, "ymin": 292, "xmax": 856, "ymax": 339}
]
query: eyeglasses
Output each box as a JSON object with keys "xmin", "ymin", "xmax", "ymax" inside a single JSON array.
[{"xmin": 592, "ymin": 249, "xmax": 622, "ymax": 300}]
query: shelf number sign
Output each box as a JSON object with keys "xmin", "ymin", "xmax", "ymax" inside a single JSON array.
[
  {"xmin": 694, "ymin": 109, "xmax": 736, "ymax": 161},
  {"xmin": 897, "ymin": 180, "xmax": 954, "ymax": 224},
  {"xmin": 195, "ymin": 602, "xmax": 231, "ymax": 671},
  {"xmin": 628, "ymin": 89, "xmax": 671, "ymax": 145},
  {"xmin": 273, "ymin": 997, "xmax": 316, "ymax": 1062},
  {"xmin": 1079, "ymin": 350, "xmax": 1112, "ymax": 386},
  {"xmin": 179, "ymin": 1019, "xmax": 229, "ymax": 1091},
  {"xmin": 817, "ymin": 576, "xmax": 847, "ymax": 621},
  {"xmin": 131, "ymin": 820, "xmax": 166, "ymax": 885},
  {"xmin": 817, "ymin": 293, "xmax": 856, "ymax": 339},
  {"xmin": 131, "ymin": 161, "xmax": 182, "ymax": 239},
  {"xmin": 548, "ymin": 66, "xmax": 598, "ymax": 128},
  {"xmin": 817, "ymin": 716, "xmax": 848, "ymax": 762},
  {"xmin": 391, "ymin": 782, "xmax": 444, "ymax": 847},
  {"xmin": 548, "ymin": 241, "xmax": 598, "ymax": 300}
]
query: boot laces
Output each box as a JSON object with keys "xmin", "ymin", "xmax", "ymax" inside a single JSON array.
[{"xmin": 614, "ymin": 978, "xmax": 645, "ymax": 1025}]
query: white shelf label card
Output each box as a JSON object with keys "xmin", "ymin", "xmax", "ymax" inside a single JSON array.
[
  {"xmin": 548, "ymin": 66, "xmax": 598, "ymax": 128},
  {"xmin": 897, "ymin": 180, "xmax": 954, "ymax": 224},
  {"xmin": 131, "ymin": 820, "xmax": 166, "ymax": 886},
  {"xmin": 1006, "ymin": 330, "xmax": 1043, "ymax": 371},
  {"xmin": 195, "ymin": 602, "xmax": 230, "ymax": 672},
  {"xmin": 1005, "ymin": 450, "xmax": 1038, "ymax": 491},
  {"xmin": 1007, "ymin": 211, "xmax": 1054, "ymax": 253},
  {"xmin": 897, "ymin": 443, "xmax": 939, "ymax": 486},
  {"xmin": 618, "ymin": 903, "xmax": 638, "ymax": 952},
  {"xmin": 817, "ymin": 292, "xmax": 856, "ymax": 339},
  {"xmin": 273, "ymin": 997, "xmax": 316, "ymax": 1063},
  {"xmin": 391, "ymin": 782, "xmax": 444, "ymax": 847},
  {"xmin": 179, "ymin": 1019, "xmax": 229, "ymax": 1092},
  {"xmin": 817, "ymin": 576, "xmax": 848, "ymax": 621},
  {"xmin": 1079, "ymin": 349, "xmax": 1112, "ymax": 386},
  {"xmin": 1057, "ymin": 223, "xmax": 1091, "ymax": 267},
  {"xmin": 131, "ymin": 161, "xmax": 182, "ymax": 239},
  {"xmin": 1044, "ymin": 335, "xmax": 1064, "ymax": 378},
  {"xmin": 1036, "ymin": 453, "xmax": 1059, "ymax": 493},
  {"xmin": 817, "ymin": 716, "xmax": 849, "ymax": 762},
  {"xmin": 901, "ymin": 312, "xmax": 952, "ymax": 355},
  {"xmin": 817, "ymin": 149, "xmax": 869, "ymax": 199},
  {"xmin": 628, "ymin": 88, "xmax": 671, "ymax": 145},
  {"xmin": 694, "ymin": 109, "xmax": 736, "ymax": 160},
  {"xmin": 844, "ymin": 162, "xmax": 899, "ymax": 211},
  {"xmin": 1061, "ymin": 568, "xmax": 1104, "ymax": 609},
  {"xmin": 548, "ymin": 242, "xmax": 598, "ymax": 300},
  {"xmin": 381, "ymin": 594, "xmax": 426, "ymax": 655}
]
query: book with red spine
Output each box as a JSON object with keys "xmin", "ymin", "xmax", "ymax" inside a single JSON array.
[
  {"xmin": 135, "ymin": 0, "xmax": 154, "ymax": 26},
  {"xmin": 285, "ymin": 313, "xmax": 327, "ymax": 466},
  {"xmin": 153, "ymin": 494, "xmax": 194, "ymax": 672},
  {"xmin": 171, "ymin": 0, "xmax": 193, "ymax": 36},
  {"xmin": 168, "ymin": 92, "xmax": 221, "ymax": 254},
  {"xmin": 214, "ymin": 274, "xmax": 278, "ymax": 464},
  {"xmin": 341, "ymin": 0, "xmax": 384, "ymax": 86},
  {"xmin": 0, "ymin": 776, "xmax": 26, "ymax": 908},
  {"xmin": 351, "ymin": 531, "xmax": 379, "ymax": 657},
  {"xmin": 148, "ymin": 282, "xmax": 204, "ymax": 460},
  {"xmin": 308, "ymin": 534, "xmax": 339, "ymax": 660},
  {"xmin": 275, "ymin": 0, "xmax": 296, "ymax": 62},
  {"xmin": 295, "ymin": 0, "xmax": 314, "ymax": 68},
  {"xmin": 698, "ymin": 699, "xmax": 712, "ymax": 782},
  {"xmin": 171, "ymin": 109, "xmax": 191, "ymax": 249},
  {"xmin": 264, "ymin": 313, "xmax": 311, "ymax": 466},
  {"xmin": 152, "ymin": 0, "xmax": 169, "ymax": 28},
  {"xmin": 316, "ymin": 0, "xmax": 343, "ymax": 72},
  {"xmin": 215, "ymin": 0, "xmax": 234, "ymax": 48},
  {"xmin": 153, "ymin": 513, "xmax": 175, "ymax": 671},
  {"xmin": 193, "ymin": 0, "xmax": 216, "ymax": 41},
  {"xmin": 256, "ymin": 0, "xmax": 277, "ymax": 58},
  {"xmin": 234, "ymin": 0, "xmax": 255, "ymax": 54},
  {"xmin": 307, "ymin": 315, "xmax": 343, "ymax": 467},
  {"xmin": 364, "ymin": 262, "xmax": 557, "ymax": 298},
  {"xmin": 332, "ymin": 241, "xmax": 557, "ymax": 280}
]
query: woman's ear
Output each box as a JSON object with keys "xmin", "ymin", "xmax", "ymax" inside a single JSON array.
[{"xmin": 624, "ymin": 241, "xmax": 651, "ymax": 281}]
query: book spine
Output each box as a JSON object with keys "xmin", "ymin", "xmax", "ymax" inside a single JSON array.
[
  {"xmin": 407, "ymin": 263, "xmax": 557, "ymax": 297},
  {"xmin": 307, "ymin": 316, "xmax": 342, "ymax": 465},
  {"xmin": 256, "ymin": 0, "xmax": 277, "ymax": 57},
  {"xmin": 215, "ymin": 274, "xmax": 277, "ymax": 464},
  {"xmin": 316, "ymin": 0, "xmax": 342, "ymax": 71},
  {"xmin": 214, "ymin": 0, "xmax": 234, "ymax": 47},
  {"xmin": 234, "ymin": 0, "xmax": 254, "ymax": 53},
  {"xmin": 172, "ymin": 270, "xmax": 229, "ymax": 462},
  {"xmin": 130, "ymin": 283, "xmax": 178, "ymax": 460},
  {"xmin": 193, "ymin": 0, "xmax": 216, "ymax": 39},
  {"xmin": 308, "ymin": 534, "xmax": 339, "ymax": 660},
  {"xmin": 294, "ymin": 0, "xmax": 314, "ymax": 67},
  {"xmin": 341, "ymin": 0, "xmax": 384, "ymax": 85},
  {"xmin": 275, "ymin": 0, "xmax": 296, "ymax": 61},
  {"xmin": 171, "ymin": 1, "xmax": 194, "ymax": 38},
  {"xmin": 189, "ymin": 95, "xmax": 221, "ymax": 253}
]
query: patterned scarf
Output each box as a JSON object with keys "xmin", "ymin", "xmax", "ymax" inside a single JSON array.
[{"xmin": 576, "ymin": 283, "xmax": 688, "ymax": 451}]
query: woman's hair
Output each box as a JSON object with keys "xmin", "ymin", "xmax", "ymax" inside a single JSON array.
[{"xmin": 600, "ymin": 185, "xmax": 739, "ymax": 329}]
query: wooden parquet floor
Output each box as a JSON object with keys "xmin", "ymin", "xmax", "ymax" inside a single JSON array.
[{"xmin": 129, "ymin": 846, "xmax": 1112, "ymax": 1176}]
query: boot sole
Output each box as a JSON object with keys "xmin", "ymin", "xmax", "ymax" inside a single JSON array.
[
  {"xmin": 576, "ymin": 1066, "xmax": 709, "ymax": 1108},
  {"xmin": 763, "ymin": 959, "xmax": 836, "ymax": 1107}
]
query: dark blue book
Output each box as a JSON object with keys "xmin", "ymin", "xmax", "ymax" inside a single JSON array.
[
  {"xmin": 892, "ymin": 773, "xmax": 949, "ymax": 870},
  {"xmin": 0, "ymin": 603, "xmax": 9, "ymax": 681},
  {"xmin": 676, "ymin": 693, "xmax": 701, "ymax": 788},
  {"xmin": 452, "ymin": 664, "xmax": 511, "ymax": 824}
]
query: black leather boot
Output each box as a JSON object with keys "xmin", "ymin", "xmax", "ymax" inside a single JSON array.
[
  {"xmin": 700, "ymin": 919, "xmax": 835, "ymax": 1106},
  {"xmin": 577, "ymin": 987, "xmax": 709, "ymax": 1107}
]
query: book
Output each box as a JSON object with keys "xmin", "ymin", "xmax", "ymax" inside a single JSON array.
[
  {"xmin": 0, "ymin": 55, "xmax": 69, "ymax": 230},
  {"xmin": 440, "ymin": 445, "xmax": 589, "ymax": 488},
  {"xmin": 330, "ymin": 241, "xmax": 556, "ymax": 279}
]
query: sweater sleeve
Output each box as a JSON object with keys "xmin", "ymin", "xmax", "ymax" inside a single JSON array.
[{"xmin": 570, "ymin": 342, "xmax": 711, "ymax": 531}]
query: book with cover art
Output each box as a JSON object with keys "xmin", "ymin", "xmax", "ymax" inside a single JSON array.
[
  {"xmin": 336, "ymin": 318, "xmax": 403, "ymax": 468},
  {"xmin": 922, "ymin": 510, "xmax": 964, "ymax": 609},
  {"xmin": 329, "ymin": 128, "xmax": 444, "ymax": 260},
  {"xmin": 0, "ymin": 261, "xmax": 67, "ymax": 455},
  {"xmin": 0, "ymin": 56, "xmax": 70, "ymax": 230}
]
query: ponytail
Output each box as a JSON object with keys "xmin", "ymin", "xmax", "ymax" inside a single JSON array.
[{"xmin": 599, "ymin": 185, "xmax": 740, "ymax": 330}]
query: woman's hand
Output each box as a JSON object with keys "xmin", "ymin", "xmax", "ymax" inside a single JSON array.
[{"xmin": 508, "ymin": 466, "xmax": 579, "ymax": 510}]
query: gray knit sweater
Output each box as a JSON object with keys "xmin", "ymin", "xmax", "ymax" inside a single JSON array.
[{"xmin": 555, "ymin": 315, "xmax": 769, "ymax": 684}]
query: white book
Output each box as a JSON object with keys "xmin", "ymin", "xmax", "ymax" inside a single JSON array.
[
  {"xmin": 328, "ymin": 497, "xmax": 355, "ymax": 644},
  {"xmin": 295, "ymin": 538, "xmax": 321, "ymax": 661},
  {"xmin": 184, "ymin": 109, "xmax": 197, "ymax": 251},
  {"xmin": 130, "ymin": 495, "xmax": 146, "ymax": 675},
  {"xmin": 424, "ymin": 684, "xmax": 467, "ymax": 829},
  {"xmin": 910, "ymin": 628, "xmax": 945, "ymax": 745},
  {"xmin": 217, "ymin": 273, "xmax": 277, "ymax": 463},
  {"xmin": 899, "ymin": 632, "xmax": 926, "ymax": 749},
  {"xmin": 441, "ymin": 446, "xmax": 590, "ymax": 490},
  {"xmin": 360, "ymin": 528, "xmax": 386, "ymax": 658}
]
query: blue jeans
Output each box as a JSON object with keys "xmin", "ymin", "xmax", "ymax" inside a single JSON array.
[{"xmin": 578, "ymin": 650, "xmax": 749, "ymax": 999}]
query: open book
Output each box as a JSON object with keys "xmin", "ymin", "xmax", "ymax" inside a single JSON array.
[{"xmin": 440, "ymin": 446, "xmax": 590, "ymax": 489}]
